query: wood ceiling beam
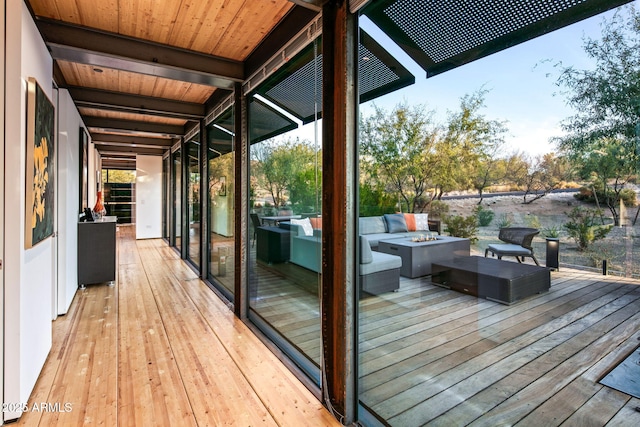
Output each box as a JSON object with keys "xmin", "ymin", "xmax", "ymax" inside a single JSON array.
[
  {"xmin": 37, "ymin": 18, "xmax": 244, "ymax": 89},
  {"xmin": 68, "ymin": 86, "xmax": 205, "ymax": 120},
  {"xmin": 84, "ymin": 117, "xmax": 186, "ymax": 137}
]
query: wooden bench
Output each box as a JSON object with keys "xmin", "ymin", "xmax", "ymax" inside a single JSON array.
[{"xmin": 484, "ymin": 227, "xmax": 540, "ymax": 266}]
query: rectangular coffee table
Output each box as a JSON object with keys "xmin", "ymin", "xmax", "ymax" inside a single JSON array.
[
  {"xmin": 377, "ymin": 236, "xmax": 470, "ymax": 278},
  {"xmin": 431, "ymin": 256, "xmax": 550, "ymax": 305}
]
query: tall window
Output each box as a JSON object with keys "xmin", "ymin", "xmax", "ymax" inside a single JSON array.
[
  {"xmin": 247, "ymin": 39, "xmax": 323, "ymax": 381},
  {"xmin": 207, "ymin": 109, "xmax": 235, "ymax": 297},
  {"xmin": 186, "ymin": 135, "xmax": 201, "ymax": 268},
  {"xmin": 172, "ymin": 147, "xmax": 182, "ymax": 251}
]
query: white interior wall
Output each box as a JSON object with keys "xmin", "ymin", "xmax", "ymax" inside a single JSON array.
[
  {"xmin": 56, "ymin": 89, "xmax": 84, "ymax": 314},
  {"xmin": 136, "ymin": 155, "xmax": 163, "ymax": 239},
  {"xmin": 1, "ymin": 0, "xmax": 6, "ymax": 416},
  {"xmin": 3, "ymin": 1, "xmax": 55, "ymax": 420}
]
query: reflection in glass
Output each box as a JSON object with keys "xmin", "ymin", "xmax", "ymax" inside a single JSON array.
[
  {"xmin": 162, "ymin": 155, "xmax": 170, "ymax": 240},
  {"xmin": 173, "ymin": 148, "xmax": 182, "ymax": 250},
  {"xmin": 208, "ymin": 113, "xmax": 235, "ymax": 296},
  {"xmin": 247, "ymin": 94, "xmax": 323, "ymax": 379},
  {"xmin": 187, "ymin": 137, "xmax": 201, "ymax": 267}
]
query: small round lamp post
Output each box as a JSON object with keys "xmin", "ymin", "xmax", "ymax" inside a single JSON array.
[{"xmin": 546, "ymin": 238, "xmax": 560, "ymax": 270}]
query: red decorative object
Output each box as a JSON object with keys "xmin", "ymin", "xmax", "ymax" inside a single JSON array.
[{"xmin": 93, "ymin": 190, "xmax": 106, "ymax": 218}]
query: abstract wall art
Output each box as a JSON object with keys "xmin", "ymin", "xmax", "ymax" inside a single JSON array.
[{"xmin": 25, "ymin": 77, "xmax": 55, "ymax": 249}]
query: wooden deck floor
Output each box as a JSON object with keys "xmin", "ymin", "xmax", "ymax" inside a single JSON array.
[
  {"xmin": 251, "ymin": 257, "xmax": 640, "ymax": 426},
  {"xmin": 15, "ymin": 225, "xmax": 339, "ymax": 426},
  {"xmin": 16, "ymin": 224, "xmax": 640, "ymax": 426}
]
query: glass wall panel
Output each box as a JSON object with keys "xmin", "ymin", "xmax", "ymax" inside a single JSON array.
[
  {"xmin": 247, "ymin": 40, "xmax": 323, "ymax": 379},
  {"xmin": 207, "ymin": 110, "xmax": 235, "ymax": 296},
  {"xmin": 172, "ymin": 147, "xmax": 182, "ymax": 250},
  {"xmin": 162, "ymin": 154, "xmax": 170, "ymax": 241},
  {"xmin": 186, "ymin": 135, "xmax": 201, "ymax": 267}
]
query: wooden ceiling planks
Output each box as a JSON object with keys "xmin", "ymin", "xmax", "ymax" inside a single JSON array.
[
  {"xmin": 27, "ymin": 0, "xmax": 301, "ymax": 154},
  {"xmin": 30, "ymin": 0, "xmax": 294, "ymax": 61},
  {"xmin": 57, "ymin": 61, "xmax": 216, "ymax": 104}
]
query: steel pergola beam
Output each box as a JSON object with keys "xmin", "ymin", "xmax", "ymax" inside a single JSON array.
[
  {"xmin": 84, "ymin": 117, "xmax": 187, "ymax": 137},
  {"xmin": 37, "ymin": 18, "xmax": 244, "ymax": 89},
  {"xmin": 68, "ymin": 86, "xmax": 205, "ymax": 120},
  {"xmin": 89, "ymin": 133, "xmax": 175, "ymax": 148}
]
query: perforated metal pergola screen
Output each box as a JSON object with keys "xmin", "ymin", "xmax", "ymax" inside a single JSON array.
[
  {"xmin": 364, "ymin": 0, "xmax": 633, "ymax": 77},
  {"xmin": 248, "ymin": 98, "xmax": 299, "ymax": 144},
  {"xmin": 256, "ymin": 29, "xmax": 415, "ymax": 124}
]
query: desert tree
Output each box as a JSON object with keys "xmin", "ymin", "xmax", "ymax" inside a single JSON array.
[
  {"xmin": 553, "ymin": 4, "xmax": 640, "ymax": 224},
  {"xmin": 360, "ymin": 102, "xmax": 441, "ymax": 213}
]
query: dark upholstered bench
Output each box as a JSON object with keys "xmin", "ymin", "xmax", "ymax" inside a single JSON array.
[{"xmin": 485, "ymin": 227, "xmax": 540, "ymax": 266}]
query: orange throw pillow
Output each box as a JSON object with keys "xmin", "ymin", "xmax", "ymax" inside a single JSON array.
[
  {"xmin": 309, "ymin": 217, "xmax": 322, "ymax": 230},
  {"xmin": 404, "ymin": 213, "xmax": 416, "ymax": 231}
]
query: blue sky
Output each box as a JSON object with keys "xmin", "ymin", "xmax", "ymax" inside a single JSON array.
[{"xmin": 285, "ymin": 1, "xmax": 636, "ymax": 157}]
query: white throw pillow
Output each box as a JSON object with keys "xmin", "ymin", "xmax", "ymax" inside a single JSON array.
[
  {"xmin": 414, "ymin": 213, "xmax": 429, "ymax": 231},
  {"xmin": 291, "ymin": 218, "xmax": 313, "ymax": 236}
]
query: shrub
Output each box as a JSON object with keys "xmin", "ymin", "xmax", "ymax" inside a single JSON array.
[
  {"xmin": 496, "ymin": 213, "xmax": 513, "ymax": 228},
  {"xmin": 620, "ymin": 188, "xmax": 637, "ymax": 206},
  {"xmin": 474, "ymin": 205, "xmax": 494, "ymax": 226},
  {"xmin": 574, "ymin": 186, "xmax": 637, "ymax": 206},
  {"xmin": 444, "ymin": 214, "xmax": 478, "ymax": 244},
  {"xmin": 541, "ymin": 225, "xmax": 561, "ymax": 238},
  {"xmin": 359, "ymin": 184, "xmax": 397, "ymax": 216},
  {"xmin": 525, "ymin": 214, "xmax": 542, "ymax": 229},
  {"xmin": 563, "ymin": 206, "xmax": 613, "ymax": 251},
  {"xmin": 427, "ymin": 200, "xmax": 450, "ymax": 218}
]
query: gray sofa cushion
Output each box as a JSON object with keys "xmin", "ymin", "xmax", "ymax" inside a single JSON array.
[
  {"xmin": 384, "ymin": 213, "xmax": 408, "ymax": 233},
  {"xmin": 360, "ymin": 216, "xmax": 387, "ymax": 234},
  {"xmin": 360, "ymin": 235, "xmax": 373, "ymax": 264},
  {"xmin": 362, "ymin": 233, "xmax": 400, "ymax": 249},
  {"xmin": 360, "ymin": 251, "xmax": 402, "ymax": 276}
]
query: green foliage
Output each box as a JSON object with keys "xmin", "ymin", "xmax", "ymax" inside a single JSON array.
[
  {"xmin": 496, "ymin": 213, "xmax": 513, "ymax": 228},
  {"xmin": 525, "ymin": 215, "xmax": 542, "ymax": 230},
  {"xmin": 359, "ymin": 90, "xmax": 509, "ymax": 211},
  {"xmin": 563, "ymin": 206, "xmax": 613, "ymax": 251},
  {"xmin": 541, "ymin": 224, "xmax": 561, "ymax": 238},
  {"xmin": 444, "ymin": 214, "xmax": 478, "ymax": 244},
  {"xmin": 360, "ymin": 102, "xmax": 439, "ymax": 213},
  {"xmin": 552, "ymin": 6, "xmax": 640, "ymax": 224},
  {"xmin": 427, "ymin": 200, "xmax": 449, "ymax": 218},
  {"xmin": 474, "ymin": 205, "xmax": 494, "ymax": 226},
  {"xmin": 252, "ymin": 139, "xmax": 320, "ymax": 210},
  {"xmin": 574, "ymin": 185, "xmax": 637, "ymax": 207},
  {"xmin": 359, "ymin": 183, "xmax": 397, "ymax": 216}
]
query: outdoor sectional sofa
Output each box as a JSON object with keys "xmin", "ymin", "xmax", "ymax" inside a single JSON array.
[
  {"xmin": 359, "ymin": 213, "xmax": 441, "ymax": 249},
  {"xmin": 262, "ymin": 213, "xmax": 441, "ymax": 294},
  {"xmin": 278, "ymin": 222, "xmax": 402, "ymax": 295}
]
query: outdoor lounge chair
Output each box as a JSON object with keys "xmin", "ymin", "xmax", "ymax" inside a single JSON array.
[
  {"xmin": 484, "ymin": 227, "xmax": 540, "ymax": 266},
  {"xmin": 250, "ymin": 213, "xmax": 262, "ymax": 246}
]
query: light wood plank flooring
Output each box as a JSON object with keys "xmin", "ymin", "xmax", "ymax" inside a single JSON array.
[
  {"xmin": 15, "ymin": 225, "xmax": 339, "ymax": 426},
  {"xmin": 252, "ymin": 258, "xmax": 640, "ymax": 426}
]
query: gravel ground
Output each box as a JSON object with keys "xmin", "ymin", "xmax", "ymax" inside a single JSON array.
[{"xmin": 438, "ymin": 190, "xmax": 640, "ymax": 278}]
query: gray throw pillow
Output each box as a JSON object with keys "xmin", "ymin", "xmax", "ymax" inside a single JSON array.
[
  {"xmin": 384, "ymin": 213, "xmax": 408, "ymax": 233},
  {"xmin": 360, "ymin": 236, "xmax": 373, "ymax": 264}
]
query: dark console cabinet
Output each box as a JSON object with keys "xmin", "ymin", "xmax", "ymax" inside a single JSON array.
[{"xmin": 78, "ymin": 218, "xmax": 117, "ymax": 286}]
